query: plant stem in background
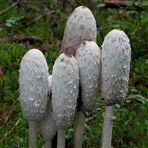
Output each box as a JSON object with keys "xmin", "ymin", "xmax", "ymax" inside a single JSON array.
[
  {"xmin": 74, "ymin": 111, "xmax": 85, "ymax": 148},
  {"xmin": 29, "ymin": 121, "xmax": 37, "ymax": 148},
  {"xmin": 44, "ymin": 139, "xmax": 52, "ymax": 148},
  {"xmin": 101, "ymin": 106, "xmax": 114, "ymax": 148},
  {"xmin": 57, "ymin": 128, "xmax": 66, "ymax": 148}
]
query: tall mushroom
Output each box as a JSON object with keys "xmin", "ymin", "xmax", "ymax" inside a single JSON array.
[
  {"xmin": 60, "ymin": 6, "xmax": 97, "ymax": 56},
  {"xmin": 40, "ymin": 75, "xmax": 57, "ymax": 148},
  {"xmin": 52, "ymin": 53, "xmax": 79, "ymax": 148},
  {"xmin": 101, "ymin": 29, "xmax": 131, "ymax": 148},
  {"xmin": 19, "ymin": 49, "xmax": 49, "ymax": 148},
  {"xmin": 74, "ymin": 41, "xmax": 101, "ymax": 148},
  {"xmin": 60, "ymin": 6, "xmax": 98, "ymax": 148}
]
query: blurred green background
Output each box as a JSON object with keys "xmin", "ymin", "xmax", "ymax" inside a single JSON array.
[{"xmin": 0, "ymin": 0, "xmax": 147, "ymax": 147}]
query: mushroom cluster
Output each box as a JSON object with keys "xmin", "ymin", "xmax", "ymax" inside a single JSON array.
[{"xmin": 19, "ymin": 6, "xmax": 131, "ymax": 148}]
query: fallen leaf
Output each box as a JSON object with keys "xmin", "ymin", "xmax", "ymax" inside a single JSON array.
[
  {"xmin": 0, "ymin": 100, "xmax": 16, "ymax": 123},
  {"xmin": 56, "ymin": 39, "xmax": 62, "ymax": 48},
  {"xmin": 39, "ymin": 41, "xmax": 51, "ymax": 52},
  {"xmin": 0, "ymin": 65, "xmax": 4, "ymax": 80},
  {"xmin": 104, "ymin": 0, "xmax": 125, "ymax": 5},
  {"xmin": 131, "ymin": 72, "xmax": 137, "ymax": 81}
]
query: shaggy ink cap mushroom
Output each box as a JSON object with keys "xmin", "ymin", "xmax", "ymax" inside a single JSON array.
[
  {"xmin": 75, "ymin": 41, "xmax": 101, "ymax": 112},
  {"xmin": 19, "ymin": 49, "xmax": 49, "ymax": 121},
  {"xmin": 102, "ymin": 29, "xmax": 131, "ymax": 106},
  {"xmin": 61, "ymin": 6, "xmax": 97, "ymax": 56},
  {"xmin": 40, "ymin": 75, "xmax": 57, "ymax": 140},
  {"xmin": 40, "ymin": 103, "xmax": 57, "ymax": 140},
  {"xmin": 52, "ymin": 53, "xmax": 79, "ymax": 128}
]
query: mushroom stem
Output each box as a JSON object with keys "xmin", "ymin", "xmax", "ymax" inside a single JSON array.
[
  {"xmin": 29, "ymin": 121, "xmax": 37, "ymax": 148},
  {"xmin": 44, "ymin": 139, "xmax": 52, "ymax": 148},
  {"xmin": 57, "ymin": 128, "xmax": 66, "ymax": 148},
  {"xmin": 101, "ymin": 106, "xmax": 114, "ymax": 148},
  {"xmin": 74, "ymin": 111, "xmax": 85, "ymax": 148}
]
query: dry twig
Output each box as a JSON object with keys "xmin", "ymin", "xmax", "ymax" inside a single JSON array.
[
  {"xmin": 0, "ymin": 0, "xmax": 20, "ymax": 16},
  {"xmin": 12, "ymin": 35, "xmax": 42, "ymax": 44},
  {"xmin": 0, "ymin": 117, "xmax": 21, "ymax": 143},
  {"xmin": 0, "ymin": 100, "xmax": 17, "ymax": 123},
  {"xmin": 24, "ymin": 10, "xmax": 54, "ymax": 27}
]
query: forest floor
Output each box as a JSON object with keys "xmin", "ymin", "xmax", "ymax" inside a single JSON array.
[{"xmin": 0, "ymin": 0, "xmax": 148, "ymax": 148}]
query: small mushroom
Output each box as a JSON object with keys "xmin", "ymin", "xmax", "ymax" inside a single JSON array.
[
  {"xmin": 101, "ymin": 29, "xmax": 131, "ymax": 148},
  {"xmin": 61, "ymin": 6, "xmax": 97, "ymax": 56},
  {"xmin": 74, "ymin": 41, "xmax": 101, "ymax": 148},
  {"xmin": 19, "ymin": 49, "xmax": 49, "ymax": 148},
  {"xmin": 40, "ymin": 75, "xmax": 57, "ymax": 148},
  {"xmin": 52, "ymin": 53, "xmax": 79, "ymax": 148}
]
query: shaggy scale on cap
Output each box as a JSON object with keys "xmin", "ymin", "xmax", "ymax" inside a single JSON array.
[
  {"xmin": 61, "ymin": 6, "xmax": 97, "ymax": 55},
  {"xmin": 52, "ymin": 53, "xmax": 79, "ymax": 128},
  {"xmin": 102, "ymin": 29, "xmax": 131, "ymax": 106},
  {"xmin": 19, "ymin": 49, "xmax": 49, "ymax": 121},
  {"xmin": 75, "ymin": 41, "xmax": 101, "ymax": 112}
]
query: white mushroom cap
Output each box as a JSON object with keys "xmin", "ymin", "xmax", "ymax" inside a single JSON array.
[
  {"xmin": 75, "ymin": 41, "xmax": 101, "ymax": 112},
  {"xmin": 19, "ymin": 49, "xmax": 49, "ymax": 121},
  {"xmin": 102, "ymin": 29, "xmax": 131, "ymax": 105},
  {"xmin": 52, "ymin": 53, "xmax": 79, "ymax": 128},
  {"xmin": 61, "ymin": 6, "xmax": 97, "ymax": 55}
]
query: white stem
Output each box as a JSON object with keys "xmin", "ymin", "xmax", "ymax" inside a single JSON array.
[
  {"xmin": 74, "ymin": 111, "xmax": 85, "ymax": 148},
  {"xmin": 29, "ymin": 121, "xmax": 37, "ymax": 148},
  {"xmin": 44, "ymin": 139, "xmax": 52, "ymax": 148},
  {"xmin": 57, "ymin": 128, "xmax": 66, "ymax": 148},
  {"xmin": 101, "ymin": 106, "xmax": 114, "ymax": 148}
]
